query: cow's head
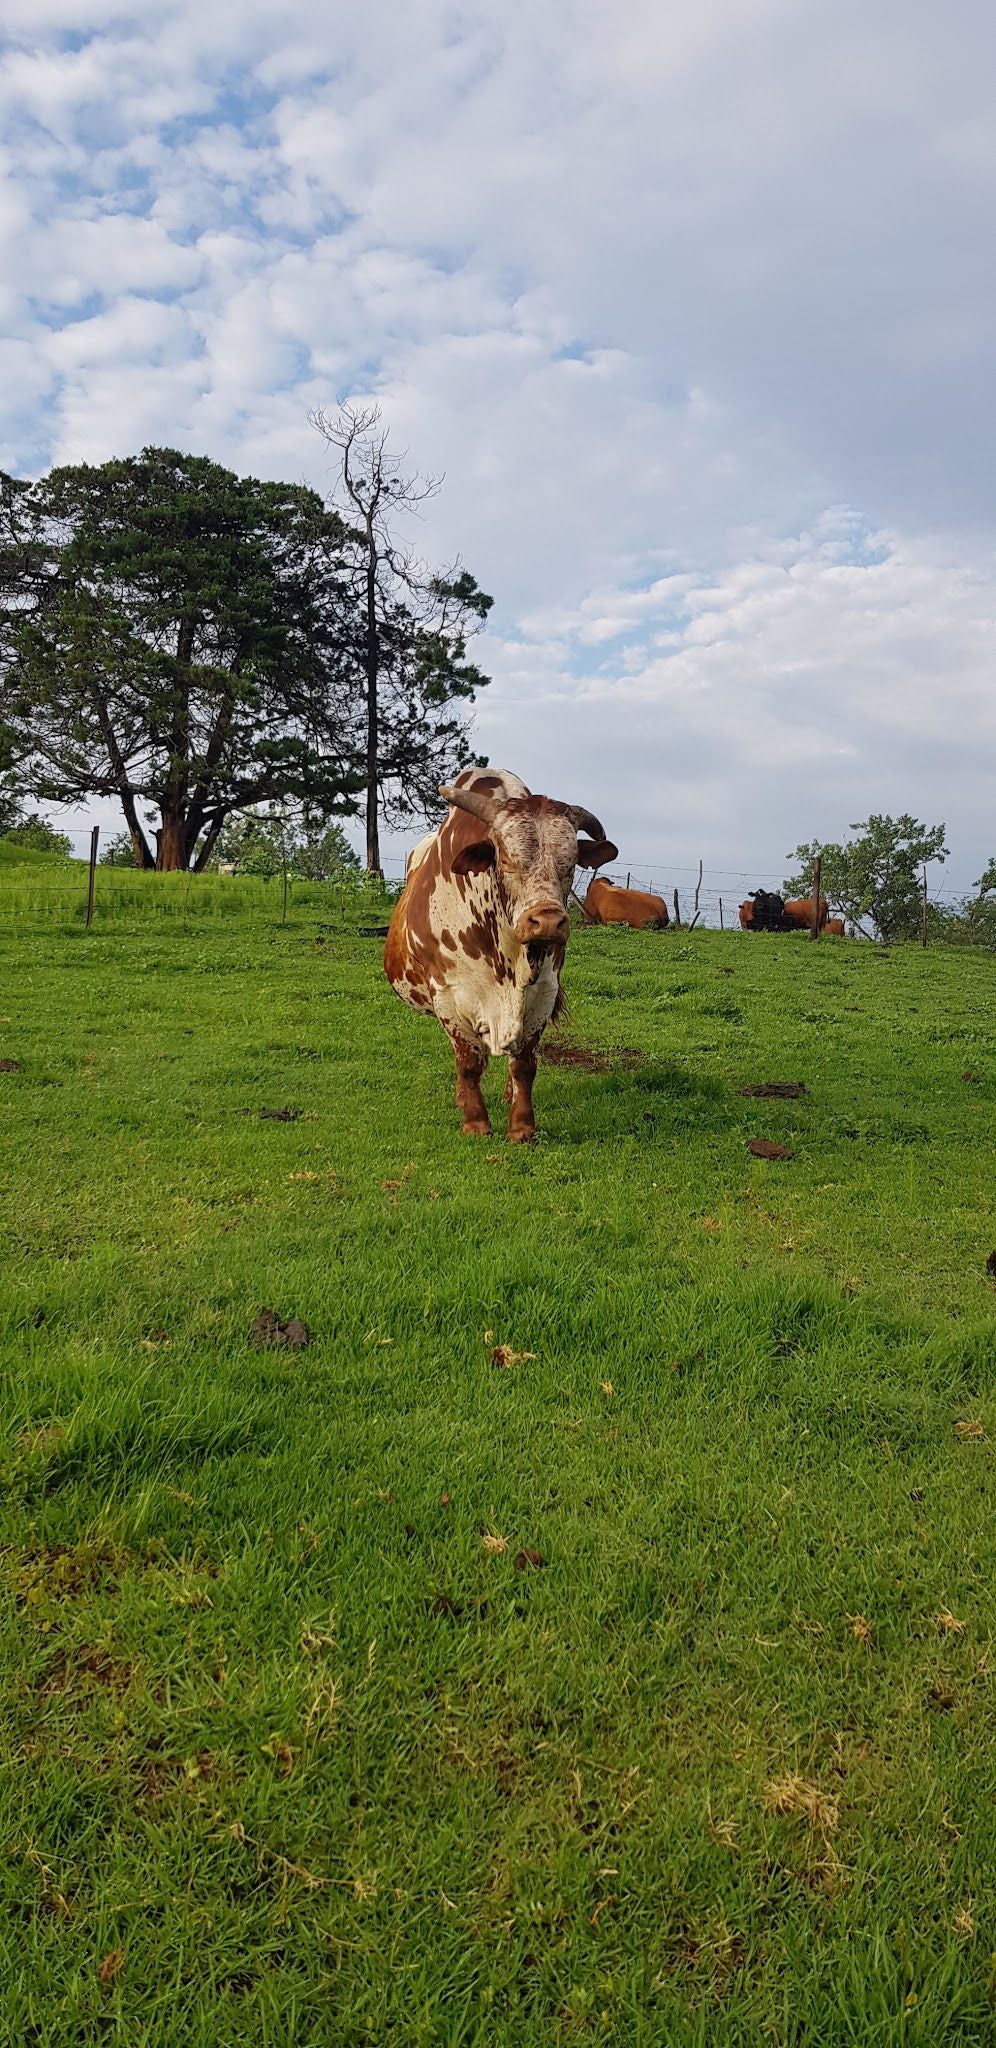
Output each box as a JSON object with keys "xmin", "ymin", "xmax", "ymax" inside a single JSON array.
[{"xmin": 439, "ymin": 783, "xmax": 617, "ymax": 967}]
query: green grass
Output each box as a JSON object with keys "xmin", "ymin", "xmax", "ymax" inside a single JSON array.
[{"xmin": 1, "ymin": 884, "xmax": 995, "ymax": 2045}]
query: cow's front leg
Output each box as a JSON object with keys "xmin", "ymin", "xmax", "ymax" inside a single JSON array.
[
  {"xmin": 506, "ymin": 1034, "xmax": 540, "ymax": 1143},
  {"xmin": 450, "ymin": 1031, "xmax": 491, "ymax": 1136}
]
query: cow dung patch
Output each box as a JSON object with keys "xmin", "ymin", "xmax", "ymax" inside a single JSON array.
[
  {"xmin": 741, "ymin": 1082, "xmax": 807, "ymax": 1099},
  {"xmin": 0, "ymin": 1059, "xmax": 21, "ymax": 1073},
  {"xmin": 258, "ymin": 1106, "xmax": 302, "ymax": 1122},
  {"xmin": 250, "ymin": 1308, "xmax": 312, "ymax": 1349},
  {"xmin": 987, "ymin": 1251, "xmax": 996, "ymax": 1278},
  {"xmin": 748, "ymin": 1139, "xmax": 794, "ymax": 1161}
]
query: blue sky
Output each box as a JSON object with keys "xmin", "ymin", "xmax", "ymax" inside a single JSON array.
[{"xmin": 2, "ymin": 0, "xmax": 994, "ymax": 892}]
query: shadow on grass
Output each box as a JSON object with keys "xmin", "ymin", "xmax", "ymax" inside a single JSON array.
[{"xmin": 547, "ymin": 1059, "xmax": 731, "ymax": 1142}]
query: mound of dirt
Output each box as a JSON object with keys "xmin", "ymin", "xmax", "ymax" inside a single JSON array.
[{"xmin": 250, "ymin": 1308, "xmax": 312, "ymax": 1349}]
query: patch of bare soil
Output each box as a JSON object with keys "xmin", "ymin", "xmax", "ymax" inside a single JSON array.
[
  {"xmin": 748, "ymin": 1139, "xmax": 795, "ymax": 1161},
  {"xmin": 35, "ymin": 1644, "xmax": 135, "ymax": 1701},
  {"xmin": 541, "ymin": 1043, "xmax": 645, "ymax": 1073},
  {"xmin": 741, "ymin": 1082, "xmax": 807, "ymax": 1099}
]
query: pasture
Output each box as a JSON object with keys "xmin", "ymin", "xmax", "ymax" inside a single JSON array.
[{"xmin": 2, "ymin": 869, "xmax": 995, "ymax": 2044}]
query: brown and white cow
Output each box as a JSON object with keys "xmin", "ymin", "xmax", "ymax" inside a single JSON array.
[
  {"xmin": 583, "ymin": 877, "xmax": 669, "ymax": 930},
  {"xmin": 384, "ymin": 769, "xmax": 616, "ymax": 1141}
]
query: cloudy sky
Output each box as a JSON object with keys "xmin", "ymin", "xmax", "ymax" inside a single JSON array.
[{"xmin": 3, "ymin": 0, "xmax": 994, "ymax": 896}]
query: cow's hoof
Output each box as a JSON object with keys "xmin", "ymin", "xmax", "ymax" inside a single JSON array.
[
  {"xmin": 461, "ymin": 1119, "xmax": 492, "ymax": 1137},
  {"xmin": 506, "ymin": 1124, "xmax": 537, "ymax": 1145}
]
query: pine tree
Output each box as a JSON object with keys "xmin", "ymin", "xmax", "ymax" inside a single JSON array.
[{"xmin": 0, "ymin": 449, "xmax": 363, "ymax": 870}]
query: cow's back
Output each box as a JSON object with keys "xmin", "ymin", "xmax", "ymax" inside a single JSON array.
[{"xmin": 783, "ymin": 895, "xmax": 829, "ymax": 930}]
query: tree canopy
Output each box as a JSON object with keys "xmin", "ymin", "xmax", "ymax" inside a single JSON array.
[{"xmin": 0, "ymin": 449, "xmax": 364, "ymax": 870}]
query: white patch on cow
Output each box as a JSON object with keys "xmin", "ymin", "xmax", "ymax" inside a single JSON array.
[
  {"xmin": 405, "ymin": 831, "xmax": 435, "ymax": 878},
  {"xmin": 431, "ymin": 865, "xmax": 559, "ymax": 1056}
]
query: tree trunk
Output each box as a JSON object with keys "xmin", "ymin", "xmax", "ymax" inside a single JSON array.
[
  {"xmin": 364, "ymin": 522, "xmax": 382, "ymax": 878},
  {"xmin": 192, "ymin": 813, "xmax": 226, "ymax": 872},
  {"xmin": 90, "ymin": 690, "xmax": 155, "ymax": 867},
  {"xmin": 123, "ymin": 799, "xmax": 155, "ymax": 869},
  {"xmin": 156, "ymin": 810, "xmax": 188, "ymax": 871},
  {"xmin": 157, "ymin": 612, "xmax": 194, "ymax": 872}
]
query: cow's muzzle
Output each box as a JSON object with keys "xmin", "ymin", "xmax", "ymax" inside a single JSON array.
[{"xmin": 515, "ymin": 904, "xmax": 570, "ymax": 947}]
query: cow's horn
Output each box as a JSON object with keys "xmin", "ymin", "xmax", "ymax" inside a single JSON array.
[
  {"xmin": 563, "ymin": 803, "xmax": 608, "ymax": 841},
  {"xmin": 438, "ymin": 784, "xmax": 500, "ymax": 827}
]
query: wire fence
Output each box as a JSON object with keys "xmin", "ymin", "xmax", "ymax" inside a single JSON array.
[{"xmin": 2, "ymin": 823, "xmax": 973, "ymax": 935}]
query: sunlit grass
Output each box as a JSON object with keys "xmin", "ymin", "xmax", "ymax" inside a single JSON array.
[{"xmin": 1, "ymin": 903, "xmax": 994, "ymax": 2044}]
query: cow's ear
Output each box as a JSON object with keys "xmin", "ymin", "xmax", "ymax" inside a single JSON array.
[
  {"xmin": 452, "ymin": 839, "xmax": 496, "ymax": 875},
  {"xmin": 576, "ymin": 837, "xmax": 618, "ymax": 871}
]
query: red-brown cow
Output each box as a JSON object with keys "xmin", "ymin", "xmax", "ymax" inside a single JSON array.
[
  {"xmin": 824, "ymin": 916, "xmax": 845, "ymax": 936},
  {"xmin": 583, "ymin": 877, "xmax": 669, "ymax": 929},
  {"xmin": 385, "ymin": 769, "xmax": 617, "ymax": 1141},
  {"xmin": 783, "ymin": 895, "xmax": 830, "ymax": 931}
]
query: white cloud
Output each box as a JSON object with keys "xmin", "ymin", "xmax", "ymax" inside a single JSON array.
[{"xmin": 1, "ymin": 0, "xmax": 994, "ymax": 888}]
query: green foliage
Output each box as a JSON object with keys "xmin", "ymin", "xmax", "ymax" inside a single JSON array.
[
  {"xmin": 0, "ymin": 448, "xmax": 363, "ymax": 870},
  {"xmin": 1, "ymin": 811, "xmax": 71, "ymax": 857},
  {"xmin": 211, "ymin": 808, "xmax": 361, "ymax": 881},
  {"xmin": 952, "ymin": 859, "xmax": 996, "ymax": 950},
  {"xmin": 786, "ymin": 814, "xmax": 948, "ymax": 941},
  {"xmin": 99, "ymin": 830, "xmax": 139, "ymax": 867},
  {"xmin": 0, "ymin": 776, "xmax": 22, "ymax": 836},
  {"xmin": 1, "ymin": 915, "xmax": 995, "ymax": 2039}
]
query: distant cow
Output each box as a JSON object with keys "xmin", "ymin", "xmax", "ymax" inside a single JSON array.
[
  {"xmin": 783, "ymin": 895, "xmax": 830, "ymax": 931},
  {"xmin": 385, "ymin": 769, "xmax": 617, "ymax": 1141},
  {"xmin": 583, "ymin": 877, "xmax": 669, "ymax": 930},
  {"xmin": 739, "ymin": 889, "xmax": 787, "ymax": 931},
  {"xmin": 824, "ymin": 916, "xmax": 845, "ymax": 936},
  {"xmin": 740, "ymin": 890, "xmax": 831, "ymax": 933}
]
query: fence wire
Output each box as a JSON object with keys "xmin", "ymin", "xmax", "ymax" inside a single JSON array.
[{"xmin": 3, "ymin": 824, "xmax": 971, "ymax": 934}]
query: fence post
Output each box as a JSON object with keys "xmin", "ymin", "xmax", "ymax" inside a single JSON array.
[
  {"xmin": 810, "ymin": 854, "xmax": 822, "ymax": 941},
  {"xmin": 672, "ymin": 889, "xmax": 681, "ymax": 927},
  {"xmin": 85, "ymin": 826, "xmax": 99, "ymax": 928},
  {"xmin": 719, "ymin": 897, "xmax": 724, "ymax": 930},
  {"xmin": 626, "ymin": 871, "xmax": 631, "ymax": 890},
  {"xmin": 921, "ymin": 865, "xmax": 928, "ymax": 948},
  {"xmin": 693, "ymin": 858, "xmax": 703, "ymax": 921}
]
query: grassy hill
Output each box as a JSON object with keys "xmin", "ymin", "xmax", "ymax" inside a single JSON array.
[
  {"xmin": 1, "ymin": 898, "xmax": 994, "ymax": 2043},
  {"xmin": 0, "ymin": 835, "xmax": 76, "ymax": 866}
]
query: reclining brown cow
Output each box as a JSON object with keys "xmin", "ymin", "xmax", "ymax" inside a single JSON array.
[
  {"xmin": 583, "ymin": 877, "xmax": 669, "ymax": 930},
  {"xmin": 740, "ymin": 890, "xmax": 832, "ymax": 932}
]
